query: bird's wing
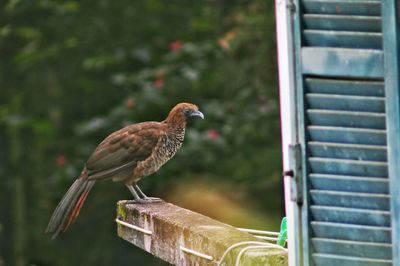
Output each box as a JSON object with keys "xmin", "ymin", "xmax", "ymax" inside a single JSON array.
[{"xmin": 85, "ymin": 122, "xmax": 164, "ymax": 180}]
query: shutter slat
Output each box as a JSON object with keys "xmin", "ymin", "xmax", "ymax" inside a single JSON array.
[
  {"xmin": 307, "ymin": 110, "xmax": 386, "ymax": 129},
  {"xmin": 308, "ymin": 142, "xmax": 387, "ymax": 161},
  {"xmin": 308, "ymin": 126, "xmax": 386, "ymax": 146},
  {"xmin": 301, "ymin": 48, "xmax": 384, "ymax": 78},
  {"xmin": 311, "ymin": 221, "xmax": 391, "ymax": 243},
  {"xmin": 303, "ymin": 14, "xmax": 381, "ymax": 32},
  {"xmin": 313, "ymin": 254, "xmax": 392, "ymax": 266},
  {"xmin": 313, "ymin": 253, "xmax": 392, "ymax": 266},
  {"xmin": 305, "ymin": 78, "xmax": 384, "ymax": 97},
  {"xmin": 310, "ymin": 206, "xmax": 391, "ymax": 226},
  {"xmin": 302, "ymin": 1, "xmax": 381, "ymax": 16},
  {"xmin": 309, "ymin": 157, "xmax": 388, "ymax": 177},
  {"xmin": 310, "ymin": 190, "xmax": 390, "ymax": 210},
  {"xmin": 306, "ymin": 94, "xmax": 385, "ymax": 113},
  {"xmin": 303, "ymin": 30, "xmax": 382, "ymax": 49},
  {"xmin": 312, "ymin": 238, "xmax": 392, "ymax": 260},
  {"xmin": 309, "ymin": 174, "xmax": 389, "ymax": 194}
]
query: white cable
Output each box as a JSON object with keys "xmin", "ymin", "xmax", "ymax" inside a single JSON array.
[
  {"xmin": 217, "ymin": 241, "xmax": 287, "ymax": 266},
  {"xmin": 116, "ymin": 219, "xmax": 214, "ymax": 261},
  {"xmin": 236, "ymin": 246, "xmax": 267, "ymax": 266},
  {"xmin": 235, "ymin": 244, "xmax": 287, "ymax": 266},
  {"xmin": 254, "ymin": 235, "xmax": 279, "ymax": 241},
  {"xmin": 237, "ymin": 228, "xmax": 280, "ymax": 236},
  {"xmin": 217, "ymin": 241, "xmax": 266, "ymax": 266},
  {"xmin": 115, "ymin": 218, "xmax": 153, "ymax": 235},
  {"xmin": 180, "ymin": 246, "xmax": 214, "ymax": 261}
]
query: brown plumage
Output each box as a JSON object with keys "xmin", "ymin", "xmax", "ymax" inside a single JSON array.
[{"xmin": 46, "ymin": 103, "xmax": 204, "ymax": 239}]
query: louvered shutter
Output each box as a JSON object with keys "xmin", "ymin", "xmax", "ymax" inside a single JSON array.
[{"xmin": 289, "ymin": 1, "xmax": 400, "ymax": 265}]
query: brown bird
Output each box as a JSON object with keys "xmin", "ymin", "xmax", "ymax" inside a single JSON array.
[{"xmin": 46, "ymin": 103, "xmax": 204, "ymax": 239}]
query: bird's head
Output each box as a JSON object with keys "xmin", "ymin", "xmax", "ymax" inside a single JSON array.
[{"xmin": 165, "ymin": 103, "xmax": 204, "ymax": 125}]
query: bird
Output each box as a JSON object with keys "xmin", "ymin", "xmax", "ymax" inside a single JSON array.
[{"xmin": 45, "ymin": 102, "xmax": 204, "ymax": 239}]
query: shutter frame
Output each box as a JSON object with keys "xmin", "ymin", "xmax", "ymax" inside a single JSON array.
[
  {"xmin": 382, "ymin": 1, "xmax": 400, "ymax": 265},
  {"xmin": 291, "ymin": 0, "xmax": 399, "ymax": 265},
  {"xmin": 292, "ymin": 0, "xmax": 312, "ymax": 264}
]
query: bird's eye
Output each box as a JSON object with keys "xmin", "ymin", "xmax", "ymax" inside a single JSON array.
[{"xmin": 183, "ymin": 108, "xmax": 191, "ymax": 115}]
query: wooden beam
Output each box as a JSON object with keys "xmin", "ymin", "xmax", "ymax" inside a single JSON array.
[{"xmin": 116, "ymin": 200, "xmax": 288, "ymax": 265}]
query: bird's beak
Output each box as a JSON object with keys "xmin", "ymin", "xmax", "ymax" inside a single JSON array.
[{"xmin": 189, "ymin": 110, "xmax": 204, "ymax": 119}]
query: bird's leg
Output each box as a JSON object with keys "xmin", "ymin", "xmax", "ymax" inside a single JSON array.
[
  {"xmin": 126, "ymin": 184, "xmax": 162, "ymax": 203},
  {"xmin": 126, "ymin": 185, "xmax": 142, "ymax": 201},
  {"xmin": 133, "ymin": 185, "xmax": 147, "ymax": 198},
  {"xmin": 134, "ymin": 185, "xmax": 163, "ymax": 202}
]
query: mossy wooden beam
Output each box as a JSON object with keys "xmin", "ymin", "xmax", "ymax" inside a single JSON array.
[{"xmin": 116, "ymin": 200, "xmax": 288, "ymax": 265}]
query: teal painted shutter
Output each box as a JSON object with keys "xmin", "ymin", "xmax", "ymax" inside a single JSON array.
[{"xmin": 291, "ymin": 1, "xmax": 400, "ymax": 265}]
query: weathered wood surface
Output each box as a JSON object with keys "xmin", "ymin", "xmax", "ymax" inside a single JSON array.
[{"xmin": 116, "ymin": 200, "xmax": 288, "ymax": 266}]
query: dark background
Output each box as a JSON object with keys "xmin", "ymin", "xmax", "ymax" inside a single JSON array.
[{"xmin": 0, "ymin": 1, "xmax": 282, "ymax": 265}]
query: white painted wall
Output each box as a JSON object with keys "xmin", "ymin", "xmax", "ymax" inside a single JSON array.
[{"xmin": 275, "ymin": 1, "xmax": 297, "ymax": 265}]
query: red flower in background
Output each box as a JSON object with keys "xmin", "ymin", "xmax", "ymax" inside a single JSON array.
[
  {"xmin": 218, "ymin": 31, "xmax": 237, "ymax": 51},
  {"xmin": 206, "ymin": 129, "xmax": 220, "ymax": 140},
  {"xmin": 154, "ymin": 78, "xmax": 164, "ymax": 89},
  {"xmin": 56, "ymin": 154, "xmax": 67, "ymax": 166},
  {"xmin": 169, "ymin": 40, "xmax": 183, "ymax": 52},
  {"xmin": 154, "ymin": 69, "xmax": 165, "ymax": 89},
  {"xmin": 126, "ymin": 98, "xmax": 136, "ymax": 109}
]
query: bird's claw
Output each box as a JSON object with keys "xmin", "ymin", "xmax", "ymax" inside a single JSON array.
[{"xmin": 132, "ymin": 197, "xmax": 163, "ymax": 204}]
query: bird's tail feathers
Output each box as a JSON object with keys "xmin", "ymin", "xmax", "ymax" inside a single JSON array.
[{"xmin": 45, "ymin": 178, "xmax": 95, "ymax": 239}]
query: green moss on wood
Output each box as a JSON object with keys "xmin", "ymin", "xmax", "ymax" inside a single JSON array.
[{"xmin": 117, "ymin": 202, "xmax": 127, "ymax": 220}]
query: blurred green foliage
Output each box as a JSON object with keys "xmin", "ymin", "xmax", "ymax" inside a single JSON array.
[{"xmin": 0, "ymin": 0, "xmax": 281, "ymax": 265}]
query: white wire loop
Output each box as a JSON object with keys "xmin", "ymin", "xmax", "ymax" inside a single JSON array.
[
  {"xmin": 234, "ymin": 244, "xmax": 285, "ymax": 266},
  {"xmin": 217, "ymin": 241, "xmax": 287, "ymax": 266},
  {"xmin": 115, "ymin": 218, "xmax": 153, "ymax": 235}
]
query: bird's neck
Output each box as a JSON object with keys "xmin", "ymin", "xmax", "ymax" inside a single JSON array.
[
  {"xmin": 166, "ymin": 122, "xmax": 186, "ymax": 141},
  {"xmin": 164, "ymin": 113, "xmax": 187, "ymax": 142},
  {"xmin": 164, "ymin": 113, "xmax": 186, "ymax": 131}
]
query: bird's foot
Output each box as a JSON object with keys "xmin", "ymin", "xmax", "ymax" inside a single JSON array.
[{"xmin": 132, "ymin": 197, "xmax": 163, "ymax": 204}]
